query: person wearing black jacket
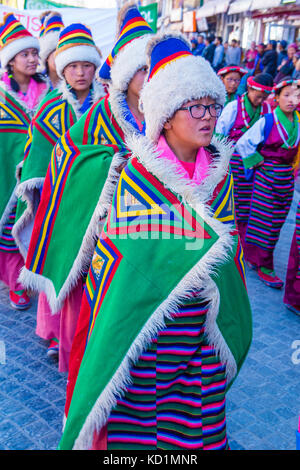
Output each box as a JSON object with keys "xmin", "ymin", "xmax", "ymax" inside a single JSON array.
[
  {"xmin": 262, "ymin": 40, "xmax": 278, "ymax": 77},
  {"xmin": 202, "ymin": 34, "xmax": 216, "ymax": 64}
]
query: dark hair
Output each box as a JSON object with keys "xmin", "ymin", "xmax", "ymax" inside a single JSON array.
[
  {"xmin": 7, "ymin": 63, "xmax": 45, "ymax": 93},
  {"xmin": 253, "ymin": 72, "xmax": 274, "ymax": 88},
  {"xmin": 217, "ymin": 36, "xmax": 223, "ymax": 44}
]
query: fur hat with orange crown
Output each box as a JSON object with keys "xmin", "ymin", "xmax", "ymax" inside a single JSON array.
[
  {"xmin": 0, "ymin": 13, "xmax": 40, "ymax": 69},
  {"xmin": 140, "ymin": 32, "xmax": 226, "ymax": 143}
]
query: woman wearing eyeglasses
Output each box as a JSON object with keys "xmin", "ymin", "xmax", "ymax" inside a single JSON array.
[
  {"xmin": 59, "ymin": 32, "xmax": 252, "ymax": 451},
  {"xmin": 217, "ymin": 65, "xmax": 248, "ymax": 106}
]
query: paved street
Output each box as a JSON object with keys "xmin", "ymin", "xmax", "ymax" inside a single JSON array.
[{"xmin": 0, "ymin": 190, "xmax": 299, "ymax": 451}]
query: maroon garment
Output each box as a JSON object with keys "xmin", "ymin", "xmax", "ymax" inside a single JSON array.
[
  {"xmin": 284, "ymin": 200, "xmax": 300, "ymax": 307},
  {"xmin": 229, "ymin": 96, "xmax": 270, "ymax": 143},
  {"xmin": 259, "ymin": 120, "xmax": 298, "ymax": 165}
]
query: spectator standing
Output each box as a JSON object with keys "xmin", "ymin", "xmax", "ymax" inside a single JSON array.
[
  {"xmin": 277, "ymin": 40, "xmax": 288, "ymax": 67},
  {"xmin": 191, "ymin": 38, "xmax": 198, "ymax": 55},
  {"xmin": 262, "ymin": 40, "xmax": 278, "ymax": 77},
  {"xmin": 212, "ymin": 36, "xmax": 224, "ymax": 71},
  {"xmin": 202, "ymin": 33, "xmax": 216, "ymax": 64},
  {"xmin": 194, "ymin": 34, "xmax": 205, "ymax": 56},
  {"xmin": 253, "ymin": 43, "xmax": 265, "ymax": 75},
  {"xmin": 244, "ymin": 41, "xmax": 257, "ymax": 73},
  {"xmin": 292, "ymin": 52, "xmax": 300, "ymax": 80},
  {"xmin": 275, "ymin": 42, "xmax": 298, "ymax": 83},
  {"xmin": 225, "ymin": 39, "xmax": 241, "ymax": 66}
]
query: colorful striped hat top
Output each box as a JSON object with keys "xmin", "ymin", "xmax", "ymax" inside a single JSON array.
[
  {"xmin": 54, "ymin": 22, "xmax": 101, "ymax": 78},
  {"xmin": 0, "ymin": 13, "xmax": 33, "ymax": 48},
  {"xmin": 147, "ymin": 36, "xmax": 192, "ymax": 82},
  {"xmin": 56, "ymin": 23, "xmax": 96, "ymax": 54},
  {"xmin": 99, "ymin": 2, "xmax": 153, "ymax": 82},
  {"xmin": 0, "ymin": 13, "xmax": 39, "ymax": 69},
  {"xmin": 40, "ymin": 11, "xmax": 64, "ymax": 38}
]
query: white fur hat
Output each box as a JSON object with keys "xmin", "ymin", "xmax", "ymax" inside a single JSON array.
[
  {"xmin": 39, "ymin": 11, "xmax": 64, "ymax": 68},
  {"xmin": 140, "ymin": 32, "xmax": 226, "ymax": 143}
]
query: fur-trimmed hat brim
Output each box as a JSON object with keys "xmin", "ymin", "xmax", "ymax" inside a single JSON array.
[
  {"xmin": 55, "ymin": 44, "xmax": 101, "ymax": 78},
  {"xmin": 0, "ymin": 35, "xmax": 40, "ymax": 69},
  {"xmin": 140, "ymin": 54, "xmax": 226, "ymax": 143},
  {"xmin": 109, "ymin": 34, "xmax": 152, "ymax": 92}
]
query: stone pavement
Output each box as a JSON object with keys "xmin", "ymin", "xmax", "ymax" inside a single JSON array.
[{"xmin": 0, "ymin": 192, "xmax": 299, "ymax": 451}]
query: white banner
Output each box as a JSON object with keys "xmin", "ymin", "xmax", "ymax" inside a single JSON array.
[{"xmin": 0, "ymin": 4, "xmax": 117, "ymax": 59}]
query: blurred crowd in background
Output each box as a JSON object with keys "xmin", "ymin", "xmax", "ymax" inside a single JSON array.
[{"xmin": 190, "ymin": 33, "xmax": 300, "ymax": 82}]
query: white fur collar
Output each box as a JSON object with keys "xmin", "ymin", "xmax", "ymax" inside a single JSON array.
[
  {"xmin": 108, "ymin": 84, "xmax": 142, "ymax": 137},
  {"xmin": 57, "ymin": 78, "xmax": 105, "ymax": 120}
]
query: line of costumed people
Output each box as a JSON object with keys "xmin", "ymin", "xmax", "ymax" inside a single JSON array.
[
  {"xmin": 1, "ymin": 1, "xmax": 255, "ymax": 450},
  {"xmin": 1, "ymin": 0, "xmax": 300, "ymax": 451},
  {"xmin": 57, "ymin": 3, "xmax": 252, "ymax": 450},
  {"xmin": 0, "ymin": 2, "xmax": 286, "ymax": 450},
  {"xmin": 216, "ymin": 65, "xmax": 300, "ymax": 309}
]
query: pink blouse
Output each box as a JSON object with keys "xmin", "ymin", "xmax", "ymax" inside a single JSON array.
[
  {"xmin": 157, "ymin": 134, "xmax": 210, "ymax": 184},
  {"xmin": 2, "ymin": 71, "xmax": 47, "ymax": 110}
]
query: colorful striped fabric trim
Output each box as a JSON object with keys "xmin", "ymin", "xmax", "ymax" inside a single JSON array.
[
  {"xmin": 28, "ymin": 130, "xmax": 80, "ymax": 275},
  {"xmin": 107, "ymin": 300, "xmax": 229, "ymax": 450},
  {"xmin": 25, "ymin": 95, "xmax": 126, "ymax": 278},
  {"xmin": 247, "ymin": 76, "xmax": 273, "ymax": 93},
  {"xmin": 246, "ymin": 161, "xmax": 294, "ymax": 252},
  {"xmin": 210, "ymin": 170, "xmax": 235, "ymax": 225},
  {"xmin": 0, "ymin": 202, "xmax": 18, "ymax": 252},
  {"xmin": 106, "ymin": 157, "xmax": 211, "ymax": 239},
  {"xmin": 32, "ymin": 95, "xmax": 75, "ymax": 147},
  {"xmin": 0, "ymin": 88, "xmax": 31, "ymax": 133},
  {"xmin": 217, "ymin": 65, "xmax": 248, "ymax": 77},
  {"xmin": 273, "ymin": 79, "xmax": 299, "ymax": 93}
]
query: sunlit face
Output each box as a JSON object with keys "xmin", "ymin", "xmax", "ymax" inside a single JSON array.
[
  {"xmin": 63, "ymin": 61, "xmax": 95, "ymax": 91},
  {"xmin": 164, "ymin": 97, "xmax": 217, "ymax": 150},
  {"xmin": 247, "ymin": 87, "xmax": 268, "ymax": 108},
  {"xmin": 288, "ymin": 46, "xmax": 297, "ymax": 59},
  {"xmin": 127, "ymin": 66, "xmax": 148, "ymax": 98},
  {"xmin": 222, "ymin": 71, "xmax": 241, "ymax": 95},
  {"xmin": 9, "ymin": 48, "xmax": 39, "ymax": 76},
  {"xmin": 276, "ymin": 85, "xmax": 300, "ymax": 114}
]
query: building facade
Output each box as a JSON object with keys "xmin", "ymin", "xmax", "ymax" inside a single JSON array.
[{"xmin": 138, "ymin": 0, "xmax": 300, "ymax": 45}]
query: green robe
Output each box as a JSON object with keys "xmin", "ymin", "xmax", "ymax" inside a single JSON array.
[
  {"xmin": 0, "ymin": 81, "xmax": 46, "ymax": 243},
  {"xmin": 59, "ymin": 135, "xmax": 252, "ymax": 450},
  {"xmin": 12, "ymin": 81, "xmax": 104, "ymax": 259}
]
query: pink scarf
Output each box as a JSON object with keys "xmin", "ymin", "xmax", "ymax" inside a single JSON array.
[
  {"xmin": 2, "ymin": 72, "xmax": 47, "ymax": 110},
  {"xmin": 156, "ymin": 135, "xmax": 210, "ymax": 184}
]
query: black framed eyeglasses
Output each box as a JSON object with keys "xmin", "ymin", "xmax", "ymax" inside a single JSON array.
[{"xmin": 178, "ymin": 103, "xmax": 223, "ymax": 119}]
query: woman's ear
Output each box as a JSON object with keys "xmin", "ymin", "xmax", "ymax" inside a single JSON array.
[{"xmin": 163, "ymin": 119, "xmax": 172, "ymax": 131}]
